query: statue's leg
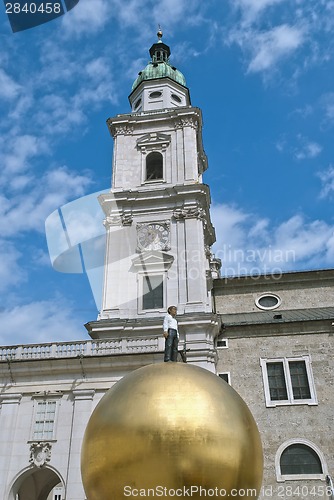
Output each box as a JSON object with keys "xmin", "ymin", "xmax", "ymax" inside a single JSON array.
[
  {"xmin": 164, "ymin": 333, "xmax": 173, "ymax": 362},
  {"xmin": 171, "ymin": 334, "xmax": 179, "ymax": 362}
]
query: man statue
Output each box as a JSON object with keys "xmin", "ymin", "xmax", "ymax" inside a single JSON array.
[{"xmin": 163, "ymin": 306, "xmax": 179, "ymax": 362}]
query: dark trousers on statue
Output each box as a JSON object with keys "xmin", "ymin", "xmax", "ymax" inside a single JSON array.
[{"xmin": 164, "ymin": 328, "xmax": 178, "ymax": 362}]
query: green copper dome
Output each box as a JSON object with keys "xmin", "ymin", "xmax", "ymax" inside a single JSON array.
[
  {"xmin": 132, "ymin": 31, "xmax": 187, "ymax": 91},
  {"xmin": 132, "ymin": 61, "xmax": 186, "ymax": 90}
]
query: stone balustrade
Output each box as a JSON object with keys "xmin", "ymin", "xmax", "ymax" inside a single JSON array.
[{"xmin": 0, "ymin": 337, "xmax": 161, "ymax": 362}]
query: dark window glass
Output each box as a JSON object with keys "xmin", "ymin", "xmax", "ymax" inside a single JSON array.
[
  {"xmin": 219, "ymin": 373, "xmax": 229, "ymax": 383},
  {"xmin": 146, "ymin": 152, "xmax": 163, "ymax": 180},
  {"xmin": 134, "ymin": 98, "xmax": 141, "ymax": 109},
  {"xmin": 281, "ymin": 444, "xmax": 322, "ymax": 475},
  {"xmin": 267, "ymin": 362, "xmax": 288, "ymax": 400},
  {"xmin": 143, "ymin": 275, "xmax": 163, "ymax": 310},
  {"xmin": 171, "ymin": 93, "xmax": 182, "ymax": 103},
  {"xmin": 289, "ymin": 361, "xmax": 311, "ymax": 399},
  {"xmin": 258, "ymin": 295, "xmax": 279, "ymax": 308},
  {"xmin": 150, "ymin": 91, "xmax": 162, "ymax": 98}
]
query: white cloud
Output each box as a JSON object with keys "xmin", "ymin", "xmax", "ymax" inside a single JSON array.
[
  {"xmin": 101, "ymin": 0, "xmax": 204, "ymax": 29},
  {"xmin": 294, "ymin": 138, "xmax": 322, "ymax": 160},
  {"xmin": 61, "ymin": 0, "xmax": 111, "ymax": 36},
  {"xmin": 321, "ymin": 92, "xmax": 334, "ymax": 122},
  {"xmin": 0, "ymin": 299, "xmax": 86, "ymax": 345},
  {"xmin": 152, "ymin": 0, "xmax": 203, "ymax": 26},
  {"xmin": 0, "ymin": 166, "xmax": 92, "ymax": 237},
  {"xmin": 2, "ymin": 134, "xmax": 48, "ymax": 176},
  {"xmin": 318, "ymin": 166, "xmax": 334, "ymax": 199},
  {"xmin": 224, "ymin": 1, "xmax": 334, "ymax": 79},
  {"xmin": 85, "ymin": 57, "xmax": 110, "ymax": 79},
  {"xmin": 0, "ymin": 68, "xmax": 21, "ymax": 100},
  {"xmin": 276, "ymin": 134, "xmax": 322, "ymax": 160},
  {"xmin": 247, "ymin": 24, "xmax": 305, "ymax": 73},
  {"xmin": 211, "ymin": 203, "xmax": 250, "ymax": 249},
  {"xmin": 212, "ymin": 204, "xmax": 334, "ymax": 276},
  {"xmin": 111, "ymin": 0, "xmax": 144, "ymax": 27},
  {"xmin": 0, "ymin": 239, "xmax": 25, "ymax": 292},
  {"xmin": 274, "ymin": 215, "xmax": 333, "ymax": 261},
  {"xmin": 232, "ymin": 0, "xmax": 287, "ymax": 23},
  {"xmin": 30, "ymin": 50, "xmax": 118, "ymax": 135}
]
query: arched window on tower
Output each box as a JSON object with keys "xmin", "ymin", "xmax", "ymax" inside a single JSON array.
[
  {"xmin": 280, "ymin": 444, "xmax": 323, "ymax": 476},
  {"xmin": 146, "ymin": 152, "xmax": 163, "ymax": 181}
]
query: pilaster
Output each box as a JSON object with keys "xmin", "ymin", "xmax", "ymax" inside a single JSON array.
[
  {"xmin": 65, "ymin": 390, "xmax": 95, "ymax": 500},
  {"xmin": 0, "ymin": 394, "xmax": 22, "ymax": 497}
]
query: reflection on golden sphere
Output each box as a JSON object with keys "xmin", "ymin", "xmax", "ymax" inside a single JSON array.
[{"xmin": 81, "ymin": 363, "xmax": 263, "ymax": 500}]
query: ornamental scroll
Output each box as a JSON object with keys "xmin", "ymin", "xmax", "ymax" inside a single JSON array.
[{"xmin": 103, "ymin": 213, "xmax": 133, "ymax": 227}]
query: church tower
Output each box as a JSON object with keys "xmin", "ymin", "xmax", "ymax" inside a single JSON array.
[{"xmin": 86, "ymin": 31, "xmax": 221, "ymax": 371}]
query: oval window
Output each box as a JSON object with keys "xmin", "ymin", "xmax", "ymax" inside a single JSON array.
[
  {"xmin": 171, "ymin": 93, "xmax": 182, "ymax": 103},
  {"xmin": 134, "ymin": 98, "xmax": 142, "ymax": 109},
  {"xmin": 149, "ymin": 91, "xmax": 162, "ymax": 99},
  {"xmin": 255, "ymin": 294, "xmax": 281, "ymax": 310}
]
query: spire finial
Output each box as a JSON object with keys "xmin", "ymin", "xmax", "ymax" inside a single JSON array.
[{"xmin": 157, "ymin": 25, "xmax": 163, "ymax": 41}]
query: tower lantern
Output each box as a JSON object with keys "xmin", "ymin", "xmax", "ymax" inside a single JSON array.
[{"xmin": 129, "ymin": 32, "xmax": 190, "ymax": 112}]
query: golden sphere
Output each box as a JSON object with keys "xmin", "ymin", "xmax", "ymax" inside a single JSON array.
[{"xmin": 81, "ymin": 363, "xmax": 263, "ymax": 500}]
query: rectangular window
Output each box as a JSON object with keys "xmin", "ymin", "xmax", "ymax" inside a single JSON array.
[
  {"xmin": 142, "ymin": 275, "xmax": 163, "ymax": 310},
  {"xmin": 289, "ymin": 360, "xmax": 311, "ymax": 399},
  {"xmin": 33, "ymin": 401, "xmax": 57, "ymax": 440},
  {"xmin": 260, "ymin": 357, "xmax": 317, "ymax": 407},
  {"xmin": 267, "ymin": 362, "xmax": 288, "ymax": 401},
  {"xmin": 217, "ymin": 338, "xmax": 228, "ymax": 348},
  {"xmin": 52, "ymin": 486, "xmax": 63, "ymax": 500}
]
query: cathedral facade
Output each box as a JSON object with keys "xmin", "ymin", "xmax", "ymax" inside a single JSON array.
[{"xmin": 0, "ymin": 34, "xmax": 333, "ymax": 500}]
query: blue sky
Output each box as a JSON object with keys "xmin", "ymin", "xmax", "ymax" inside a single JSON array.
[{"xmin": 0, "ymin": 0, "xmax": 333, "ymax": 345}]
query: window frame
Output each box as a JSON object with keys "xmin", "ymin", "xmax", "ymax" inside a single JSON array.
[
  {"xmin": 149, "ymin": 90, "xmax": 163, "ymax": 99},
  {"xmin": 260, "ymin": 356, "xmax": 317, "ymax": 407},
  {"xmin": 137, "ymin": 134, "xmax": 171, "ymax": 186},
  {"xmin": 145, "ymin": 151, "xmax": 164, "ymax": 182},
  {"xmin": 275, "ymin": 439, "xmax": 328, "ymax": 482},
  {"xmin": 217, "ymin": 338, "xmax": 228, "ymax": 349},
  {"xmin": 138, "ymin": 271, "xmax": 166, "ymax": 314},
  {"xmin": 29, "ymin": 397, "xmax": 61, "ymax": 442},
  {"xmin": 255, "ymin": 292, "xmax": 281, "ymax": 310}
]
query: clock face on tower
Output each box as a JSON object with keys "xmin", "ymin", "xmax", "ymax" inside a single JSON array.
[{"xmin": 137, "ymin": 223, "xmax": 170, "ymax": 251}]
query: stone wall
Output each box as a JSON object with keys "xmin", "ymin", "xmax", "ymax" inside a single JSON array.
[
  {"xmin": 213, "ymin": 269, "xmax": 334, "ymax": 314},
  {"xmin": 217, "ymin": 331, "xmax": 334, "ymax": 500}
]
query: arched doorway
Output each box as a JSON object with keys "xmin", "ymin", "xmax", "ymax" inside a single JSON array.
[{"xmin": 9, "ymin": 466, "xmax": 64, "ymax": 500}]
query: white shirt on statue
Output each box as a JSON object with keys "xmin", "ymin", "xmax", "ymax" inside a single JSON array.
[{"xmin": 163, "ymin": 313, "xmax": 179, "ymax": 337}]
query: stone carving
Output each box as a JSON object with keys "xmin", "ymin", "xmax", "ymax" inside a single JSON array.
[
  {"xmin": 103, "ymin": 215, "xmax": 122, "ymax": 227},
  {"xmin": 173, "ymin": 207, "xmax": 206, "ymax": 223},
  {"xmin": 137, "ymin": 132, "xmax": 171, "ymax": 154},
  {"xmin": 174, "ymin": 117, "xmax": 199, "ymax": 130},
  {"xmin": 122, "ymin": 213, "xmax": 133, "ymax": 226},
  {"xmin": 108, "ymin": 122, "xmax": 134, "ymax": 136},
  {"xmin": 210, "ymin": 256, "xmax": 222, "ymax": 279},
  {"xmin": 204, "ymin": 245, "xmax": 211, "ymax": 258},
  {"xmin": 104, "ymin": 213, "xmax": 133, "ymax": 227},
  {"xmin": 29, "ymin": 442, "xmax": 52, "ymax": 468}
]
